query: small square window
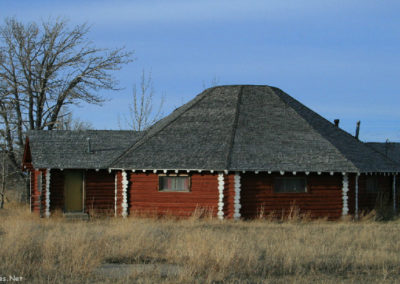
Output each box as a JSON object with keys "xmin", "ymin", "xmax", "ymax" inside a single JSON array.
[
  {"xmin": 366, "ymin": 176, "xmax": 379, "ymax": 193},
  {"xmin": 274, "ymin": 177, "xmax": 306, "ymax": 193},
  {"xmin": 159, "ymin": 175, "xmax": 190, "ymax": 192}
]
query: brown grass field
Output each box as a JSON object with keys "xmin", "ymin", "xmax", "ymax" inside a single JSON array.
[{"xmin": 1, "ymin": 204, "xmax": 400, "ymax": 283}]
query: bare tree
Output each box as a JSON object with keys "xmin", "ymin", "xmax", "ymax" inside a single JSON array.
[
  {"xmin": 55, "ymin": 107, "xmax": 93, "ymax": 130},
  {"xmin": 0, "ymin": 149, "xmax": 26, "ymax": 208},
  {"xmin": 122, "ymin": 69, "xmax": 164, "ymax": 131},
  {"xmin": 0, "ymin": 18, "xmax": 132, "ymax": 172},
  {"xmin": 0, "ymin": 151, "xmax": 7, "ymax": 209}
]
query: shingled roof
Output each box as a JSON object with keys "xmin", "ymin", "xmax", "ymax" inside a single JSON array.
[
  {"xmin": 26, "ymin": 130, "xmax": 142, "ymax": 169},
  {"xmin": 110, "ymin": 85, "xmax": 400, "ymax": 173},
  {"xmin": 366, "ymin": 142, "xmax": 400, "ymax": 163}
]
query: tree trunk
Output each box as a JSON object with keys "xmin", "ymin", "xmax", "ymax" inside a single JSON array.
[{"xmin": 0, "ymin": 154, "xmax": 6, "ymax": 209}]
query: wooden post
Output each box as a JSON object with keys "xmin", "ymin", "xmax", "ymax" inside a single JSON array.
[
  {"xmin": 114, "ymin": 173, "xmax": 117, "ymax": 217},
  {"xmin": 355, "ymin": 173, "xmax": 359, "ymax": 220},
  {"xmin": 342, "ymin": 173, "xmax": 349, "ymax": 216},
  {"xmin": 393, "ymin": 174, "xmax": 397, "ymax": 214},
  {"xmin": 29, "ymin": 171, "xmax": 32, "ymax": 212}
]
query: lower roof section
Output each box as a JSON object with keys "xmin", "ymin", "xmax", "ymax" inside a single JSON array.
[{"xmin": 25, "ymin": 130, "xmax": 142, "ymax": 169}]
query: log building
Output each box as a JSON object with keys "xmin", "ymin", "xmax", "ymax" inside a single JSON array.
[{"xmin": 22, "ymin": 85, "xmax": 400, "ymax": 219}]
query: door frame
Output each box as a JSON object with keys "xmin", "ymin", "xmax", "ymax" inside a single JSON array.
[{"xmin": 63, "ymin": 170, "xmax": 86, "ymax": 213}]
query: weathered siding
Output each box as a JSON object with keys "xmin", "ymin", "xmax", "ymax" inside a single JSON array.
[
  {"xmin": 85, "ymin": 170, "xmax": 115, "ymax": 215},
  {"xmin": 127, "ymin": 172, "xmax": 219, "ymax": 217},
  {"xmin": 240, "ymin": 173, "xmax": 343, "ymax": 219}
]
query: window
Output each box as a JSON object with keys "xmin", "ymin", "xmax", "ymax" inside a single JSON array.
[
  {"xmin": 366, "ymin": 176, "xmax": 379, "ymax": 193},
  {"xmin": 274, "ymin": 177, "xmax": 306, "ymax": 193},
  {"xmin": 159, "ymin": 175, "xmax": 190, "ymax": 192}
]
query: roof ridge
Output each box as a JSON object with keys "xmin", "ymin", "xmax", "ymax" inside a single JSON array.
[
  {"xmin": 268, "ymin": 86, "xmax": 360, "ymax": 172},
  {"xmin": 108, "ymin": 88, "xmax": 214, "ymax": 168},
  {"xmin": 225, "ymin": 86, "xmax": 243, "ymax": 170}
]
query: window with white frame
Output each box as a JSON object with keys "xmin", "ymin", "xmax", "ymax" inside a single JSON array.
[{"xmin": 159, "ymin": 175, "xmax": 190, "ymax": 192}]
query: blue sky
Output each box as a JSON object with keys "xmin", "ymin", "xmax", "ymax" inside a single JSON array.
[{"xmin": 2, "ymin": 0, "xmax": 400, "ymax": 141}]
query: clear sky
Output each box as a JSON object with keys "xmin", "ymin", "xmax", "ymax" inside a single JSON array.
[{"xmin": 2, "ymin": 0, "xmax": 400, "ymax": 141}]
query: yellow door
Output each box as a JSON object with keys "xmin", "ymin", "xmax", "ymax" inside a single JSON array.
[{"xmin": 64, "ymin": 171, "xmax": 84, "ymax": 212}]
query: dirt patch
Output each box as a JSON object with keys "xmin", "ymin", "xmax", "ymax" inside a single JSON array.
[
  {"xmin": 97, "ymin": 255, "xmax": 182, "ymax": 279},
  {"xmin": 96, "ymin": 262, "xmax": 182, "ymax": 279},
  {"xmin": 105, "ymin": 255, "xmax": 168, "ymax": 264}
]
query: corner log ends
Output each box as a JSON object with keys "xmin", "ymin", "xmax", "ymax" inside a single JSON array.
[{"xmin": 28, "ymin": 169, "xmax": 398, "ymax": 220}]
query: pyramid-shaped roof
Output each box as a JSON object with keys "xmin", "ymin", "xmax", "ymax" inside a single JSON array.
[{"xmin": 110, "ymin": 85, "xmax": 400, "ymax": 173}]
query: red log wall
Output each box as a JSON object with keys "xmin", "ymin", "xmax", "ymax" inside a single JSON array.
[
  {"xmin": 32, "ymin": 169, "xmax": 116, "ymax": 216},
  {"xmin": 29, "ymin": 169, "xmax": 397, "ymax": 219},
  {"xmin": 240, "ymin": 172, "xmax": 343, "ymax": 219},
  {"xmin": 30, "ymin": 169, "xmax": 45, "ymax": 215},
  {"xmin": 115, "ymin": 171, "xmax": 123, "ymax": 216},
  {"xmin": 85, "ymin": 170, "xmax": 115, "ymax": 215},
  {"xmin": 127, "ymin": 172, "xmax": 219, "ymax": 217}
]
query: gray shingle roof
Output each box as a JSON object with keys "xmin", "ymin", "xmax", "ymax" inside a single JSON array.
[
  {"xmin": 27, "ymin": 130, "xmax": 142, "ymax": 169},
  {"xmin": 366, "ymin": 142, "xmax": 400, "ymax": 163},
  {"xmin": 110, "ymin": 85, "xmax": 400, "ymax": 173}
]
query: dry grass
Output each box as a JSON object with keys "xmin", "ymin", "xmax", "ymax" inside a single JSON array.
[{"xmin": 1, "ymin": 204, "xmax": 400, "ymax": 283}]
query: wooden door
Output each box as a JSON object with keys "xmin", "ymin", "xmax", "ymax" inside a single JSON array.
[{"xmin": 64, "ymin": 171, "xmax": 84, "ymax": 212}]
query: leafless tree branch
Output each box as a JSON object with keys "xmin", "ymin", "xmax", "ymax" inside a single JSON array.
[
  {"xmin": 123, "ymin": 69, "xmax": 164, "ymax": 131},
  {"xmin": 0, "ymin": 17, "xmax": 133, "ymax": 174}
]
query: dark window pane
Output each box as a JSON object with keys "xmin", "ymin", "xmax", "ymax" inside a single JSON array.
[
  {"xmin": 274, "ymin": 178, "xmax": 306, "ymax": 193},
  {"xmin": 159, "ymin": 176, "xmax": 190, "ymax": 192}
]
